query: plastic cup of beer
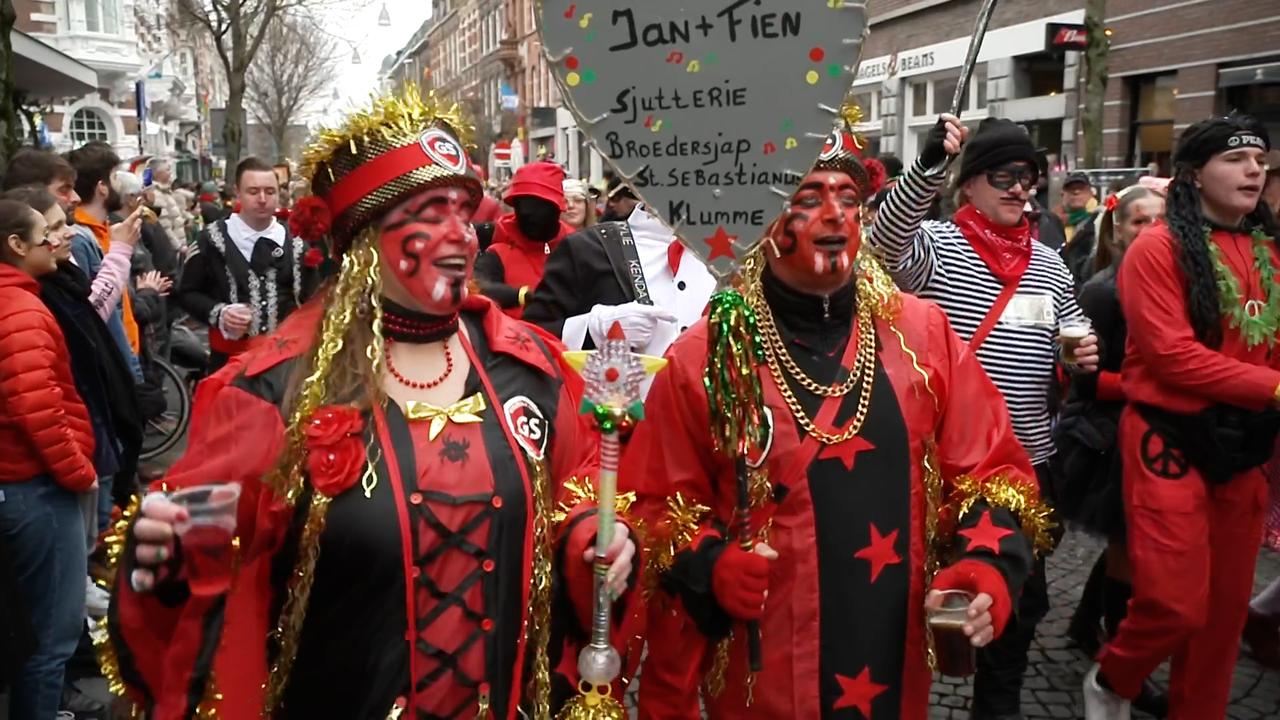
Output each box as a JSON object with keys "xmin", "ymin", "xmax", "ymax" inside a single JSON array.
[
  {"xmin": 928, "ymin": 589, "xmax": 977, "ymax": 677},
  {"xmin": 1058, "ymin": 318, "xmax": 1092, "ymax": 367},
  {"xmin": 169, "ymin": 483, "xmax": 241, "ymax": 594}
]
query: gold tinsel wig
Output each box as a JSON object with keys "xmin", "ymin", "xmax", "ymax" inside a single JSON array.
[{"xmin": 291, "ymin": 83, "xmax": 484, "ymax": 254}]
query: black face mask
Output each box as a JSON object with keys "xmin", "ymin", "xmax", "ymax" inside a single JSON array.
[{"xmin": 513, "ymin": 197, "xmax": 562, "ymax": 241}]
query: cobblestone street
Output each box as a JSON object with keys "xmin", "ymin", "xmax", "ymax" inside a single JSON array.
[{"xmin": 927, "ymin": 533, "xmax": 1280, "ymax": 719}]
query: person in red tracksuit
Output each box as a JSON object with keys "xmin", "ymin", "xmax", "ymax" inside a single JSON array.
[
  {"xmin": 0, "ymin": 197, "xmax": 97, "ymax": 719},
  {"xmin": 1084, "ymin": 114, "xmax": 1280, "ymax": 720},
  {"xmin": 476, "ymin": 161, "xmax": 576, "ymax": 317}
]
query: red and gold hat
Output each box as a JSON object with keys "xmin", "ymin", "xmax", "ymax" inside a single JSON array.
[
  {"xmin": 295, "ymin": 84, "xmax": 484, "ymax": 253},
  {"xmin": 811, "ymin": 103, "xmax": 885, "ymax": 196}
]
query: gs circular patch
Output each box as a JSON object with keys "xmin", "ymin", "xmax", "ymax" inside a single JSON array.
[{"xmin": 419, "ymin": 129, "xmax": 467, "ymax": 174}]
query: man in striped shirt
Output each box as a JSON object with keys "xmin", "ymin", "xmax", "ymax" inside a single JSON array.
[{"xmin": 871, "ymin": 114, "xmax": 1099, "ymax": 720}]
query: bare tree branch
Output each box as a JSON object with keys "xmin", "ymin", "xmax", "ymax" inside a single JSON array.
[{"xmin": 245, "ymin": 11, "xmax": 337, "ymax": 161}]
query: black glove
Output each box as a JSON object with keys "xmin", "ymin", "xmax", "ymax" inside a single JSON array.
[{"xmin": 918, "ymin": 118, "xmax": 952, "ymax": 169}]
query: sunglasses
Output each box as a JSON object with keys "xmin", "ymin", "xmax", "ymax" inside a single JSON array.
[{"xmin": 985, "ymin": 165, "xmax": 1038, "ymax": 192}]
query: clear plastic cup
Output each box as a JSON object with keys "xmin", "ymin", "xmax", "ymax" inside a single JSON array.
[
  {"xmin": 168, "ymin": 483, "xmax": 241, "ymax": 594},
  {"xmin": 1058, "ymin": 318, "xmax": 1093, "ymax": 367},
  {"xmin": 928, "ymin": 589, "xmax": 977, "ymax": 677}
]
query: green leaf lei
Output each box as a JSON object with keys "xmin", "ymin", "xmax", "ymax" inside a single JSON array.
[{"xmin": 1206, "ymin": 227, "xmax": 1280, "ymax": 349}]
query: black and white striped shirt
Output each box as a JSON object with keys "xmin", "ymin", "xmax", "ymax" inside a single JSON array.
[{"xmin": 870, "ymin": 159, "xmax": 1084, "ymax": 464}]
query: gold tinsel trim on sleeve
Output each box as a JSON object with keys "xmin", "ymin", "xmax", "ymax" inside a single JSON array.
[
  {"xmin": 856, "ymin": 252, "xmax": 903, "ymax": 322},
  {"xmin": 525, "ymin": 453, "xmax": 555, "ymax": 719},
  {"xmin": 946, "ymin": 473, "xmax": 1057, "ymax": 555},
  {"xmin": 92, "ymin": 495, "xmax": 140, "ymax": 715},
  {"xmin": 551, "ymin": 475, "xmax": 637, "ymax": 527},
  {"xmin": 641, "ymin": 492, "xmax": 712, "ymax": 600}
]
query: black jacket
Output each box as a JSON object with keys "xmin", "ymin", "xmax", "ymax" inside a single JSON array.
[
  {"xmin": 522, "ymin": 223, "xmax": 636, "ymax": 347},
  {"xmin": 178, "ymin": 218, "xmax": 319, "ymax": 334},
  {"xmin": 39, "ymin": 262, "xmax": 143, "ymax": 503}
]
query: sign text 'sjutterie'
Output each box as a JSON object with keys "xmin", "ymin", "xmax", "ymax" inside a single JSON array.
[{"xmin": 538, "ymin": 1, "xmax": 869, "ymax": 278}]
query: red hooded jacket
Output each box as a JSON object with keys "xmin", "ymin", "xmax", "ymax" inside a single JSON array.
[
  {"xmin": 480, "ymin": 214, "xmax": 574, "ymax": 318},
  {"xmin": 0, "ymin": 263, "xmax": 96, "ymax": 490}
]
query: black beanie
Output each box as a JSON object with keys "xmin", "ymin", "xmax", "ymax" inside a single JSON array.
[
  {"xmin": 956, "ymin": 118, "xmax": 1038, "ymax": 185},
  {"xmin": 1173, "ymin": 114, "xmax": 1270, "ymax": 170}
]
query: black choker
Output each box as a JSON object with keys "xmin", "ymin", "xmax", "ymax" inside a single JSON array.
[{"xmin": 382, "ymin": 299, "xmax": 459, "ymax": 344}]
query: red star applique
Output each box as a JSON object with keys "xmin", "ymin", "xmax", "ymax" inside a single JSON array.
[
  {"xmin": 833, "ymin": 667, "xmax": 888, "ymax": 717},
  {"xmin": 957, "ymin": 509, "xmax": 1014, "ymax": 555},
  {"xmin": 817, "ymin": 436, "xmax": 876, "ymax": 471},
  {"xmin": 854, "ymin": 523, "xmax": 901, "ymax": 583},
  {"xmin": 704, "ymin": 225, "xmax": 737, "ymax": 261}
]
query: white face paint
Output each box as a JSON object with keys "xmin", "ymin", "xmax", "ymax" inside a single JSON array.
[
  {"xmin": 430, "ymin": 277, "xmax": 447, "ymax": 302},
  {"xmin": 399, "ymin": 259, "xmax": 412, "ymax": 272},
  {"xmin": 813, "ymin": 253, "xmax": 825, "ymax": 275}
]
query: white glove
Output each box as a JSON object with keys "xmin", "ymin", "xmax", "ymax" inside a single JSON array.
[{"xmin": 586, "ymin": 302, "xmax": 677, "ymax": 350}]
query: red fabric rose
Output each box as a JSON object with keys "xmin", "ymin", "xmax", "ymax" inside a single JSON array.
[
  {"xmin": 289, "ymin": 196, "xmax": 333, "ymax": 243},
  {"xmin": 864, "ymin": 158, "xmax": 887, "ymax": 196},
  {"xmin": 304, "ymin": 405, "xmax": 366, "ymax": 497},
  {"xmin": 303, "ymin": 246, "xmax": 324, "ymax": 268},
  {"xmin": 1105, "ymin": 194, "xmax": 1119, "ymax": 213}
]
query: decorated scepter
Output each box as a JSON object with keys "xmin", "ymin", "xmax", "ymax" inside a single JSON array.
[{"xmin": 560, "ymin": 323, "xmax": 667, "ymax": 720}]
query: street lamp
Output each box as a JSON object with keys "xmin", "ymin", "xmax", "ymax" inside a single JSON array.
[
  {"xmin": 377, "ymin": 3, "xmax": 391, "ymax": 27},
  {"xmin": 352, "ymin": 47, "xmax": 362, "ymax": 65}
]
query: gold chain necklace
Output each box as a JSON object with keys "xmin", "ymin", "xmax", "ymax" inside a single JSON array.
[{"xmin": 748, "ymin": 282, "xmax": 878, "ymax": 445}]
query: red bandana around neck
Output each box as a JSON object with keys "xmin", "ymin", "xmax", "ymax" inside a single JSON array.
[{"xmin": 953, "ymin": 204, "xmax": 1033, "ymax": 284}]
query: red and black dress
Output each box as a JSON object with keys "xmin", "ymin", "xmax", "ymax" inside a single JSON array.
[
  {"xmin": 104, "ymin": 296, "xmax": 643, "ymax": 719},
  {"xmin": 624, "ymin": 265, "xmax": 1049, "ymax": 719}
]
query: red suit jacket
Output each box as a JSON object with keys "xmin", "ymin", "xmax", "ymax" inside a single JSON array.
[
  {"xmin": 623, "ymin": 276, "xmax": 1044, "ymax": 720},
  {"xmin": 104, "ymin": 295, "xmax": 643, "ymax": 719}
]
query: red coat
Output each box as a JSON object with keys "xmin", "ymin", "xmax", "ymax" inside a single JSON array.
[
  {"xmin": 622, "ymin": 286, "xmax": 1040, "ymax": 720},
  {"xmin": 480, "ymin": 214, "xmax": 574, "ymax": 317},
  {"xmin": 0, "ymin": 264, "xmax": 95, "ymax": 490},
  {"xmin": 108, "ymin": 294, "xmax": 644, "ymax": 719}
]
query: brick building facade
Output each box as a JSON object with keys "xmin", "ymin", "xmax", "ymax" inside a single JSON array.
[{"xmin": 1095, "ymin": 0, "xmax": 1280, "ymax": 174}]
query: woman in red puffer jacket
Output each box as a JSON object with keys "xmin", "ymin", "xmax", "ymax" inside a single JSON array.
[{"xmin": 0, "ymin": 195, "xmax": 97, "ymax": 719}]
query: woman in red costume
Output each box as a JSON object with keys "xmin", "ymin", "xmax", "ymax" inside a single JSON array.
[
  {"xmin": 624, "ymin": 120, "xmax": 1053, "ymax": 719},
  {"xmin": 102, "ymin": 87, "xmax": 641, "ymax": 719},
  {"xmin": 1084, "ymin": 114, "xmax": 1280, "ymax": 720}
]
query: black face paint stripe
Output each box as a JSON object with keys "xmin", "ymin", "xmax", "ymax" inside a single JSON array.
[{"xmin": 399, "ymin": 231, "xmax": 431, "ymax": 277}]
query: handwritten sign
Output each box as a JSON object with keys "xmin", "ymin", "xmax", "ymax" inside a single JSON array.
[{"xmin": 539, "ymin": 1, "xmax": 869, "ymax": 278}]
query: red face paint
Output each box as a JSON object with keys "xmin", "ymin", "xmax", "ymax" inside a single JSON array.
[
  {"xmin": 378, "ymin": 186, "xmax": 477, "ymax": 315},
  {"xmin": 768, "ymin": 170, "xmax": 862, "ymax": 292}
]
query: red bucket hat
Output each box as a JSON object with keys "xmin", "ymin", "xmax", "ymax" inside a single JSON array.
[{"xmin": 504, "ymin": 161, "xmax": 567, "ymax": 211}]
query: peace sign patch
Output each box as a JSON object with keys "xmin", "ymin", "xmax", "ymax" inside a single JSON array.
[{"xmin": 1140, "ymin": 428, "xmax": 1190, "ymax": 480}]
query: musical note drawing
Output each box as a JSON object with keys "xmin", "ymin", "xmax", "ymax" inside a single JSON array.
[
  {"xmin": 564, "ymin": 3, "xmax": 576, "ymax": 19},
  {"xmin": 686, "ymin": 60, "xmax": 701, "ymax": 73},
  {"xmin": 651, "ymin": 119, "xmax": 665, "ymax": 133},
  {"xmin": 579, "ymin": 12, "xmax": 592, "ymax": 28},
  {"xmin": 666, "ymin": 51, "xmax": 684, "ymax": 64},
  {"xmin": 785, "ymin": 137, "xmax": 798, "ymax": 150},
  {"xmin": 763, "ymin": 141, "xmax": 777, "ymax": 155},
  {"xmin": 643, "ymin": 115, "xmax": 654, "ymax": 128}
]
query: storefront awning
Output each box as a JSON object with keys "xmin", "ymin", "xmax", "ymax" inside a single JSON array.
[
  {"xmin": 1219, "ymin": 61, "xmax": 1280, "ymax": 88},
  {"xmin": 12, "ymin": 31, "xmax": 98, "ymax": 99}
]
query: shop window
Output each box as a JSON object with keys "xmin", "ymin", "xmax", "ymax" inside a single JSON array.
[
  {"xmin": 1016, "ymin": 53, "xmax": 1066, "ymax": 96},
  {"xmin": 69, "ymin": 108, "xmax": 110, "ymax": 146},
  {"xmin": 1129, "ymin": 74, "xmax": 1177, "ymax": 174}
]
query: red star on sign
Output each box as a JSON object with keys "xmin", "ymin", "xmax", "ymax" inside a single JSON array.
[
  {"xmin": 833, "ymin": 667, "xmax": 888, "ymax": 717},
  {"xmin": 854, "ymin": 523, "xmax": 901, "ymax": 583},
  {"xmin": 957, "ymin": 509, "xmax": 1014, "ymax": 555},
  {"xmin": 704, "ymin": 225, "xmax": 737, "ymax": 261},
  {"xmin": 817, "ymin": 435, "xmax": 876, "ymax": 471}
]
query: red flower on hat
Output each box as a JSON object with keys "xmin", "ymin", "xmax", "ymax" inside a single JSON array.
[
  {"xmin": 303, "ymin": 246, "xmax": 324, "ymax": 268},
  {"xmin": 289, "ymin": 196, "xmax": 333, "ymax": 243},
  {"xmin": 304, "ymin": 405, "xmax": 366, "ymax": 498},
  {"xmin": 864, "ymin": 158, "xmax": 887, "ymax": 196}
]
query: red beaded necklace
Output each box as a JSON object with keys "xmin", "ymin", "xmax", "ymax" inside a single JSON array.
[{"xmin": 385, "ymin": 338, "xmax": 454, "ymax": 390}]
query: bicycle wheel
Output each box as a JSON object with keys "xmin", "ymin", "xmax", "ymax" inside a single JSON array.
[{"xmin": 138, "ymin": 358, "xmax": 193, "ymax": 462}]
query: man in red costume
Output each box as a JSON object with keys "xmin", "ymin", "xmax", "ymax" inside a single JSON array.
[
  {"xmin": 1084, "ymin": 115, "xmax": 1280, "ymax": 720},
  {"xmin": 476, "ymin": 161, "xmax": 576, "ymax": 317},
  {"xmin": 101, "ymin": 87, "xmax": 642, "ymax": 719},
  {"xmin": 625, "ymin": 122, "xmax": 1053, "ymax": 719}
]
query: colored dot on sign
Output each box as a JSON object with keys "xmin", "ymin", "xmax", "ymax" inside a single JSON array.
[
  {"xmin": 566, "ymin": 72, "xmax": 581, "ymax": 86},
  {"xmin": 805, "ymin": 70, "xmax": 820, "ymax": 85},
  {"xmin": 584, "ymin": 29, "xmax": 597, "ymax": 42},
  {"xmin": 828, "ymin": 63, "xmax": 842, "ymax": 78},
  {"xmin": 565, "ymin": 55, "xmax": 579, "ymax": 70},
  {"xmin": 582, "ymin": 69, "xmax": 597, "ymax": 84},
  {"xmin": 809, "ymin": 47, "xmax": 825, "ymax": 62}
]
